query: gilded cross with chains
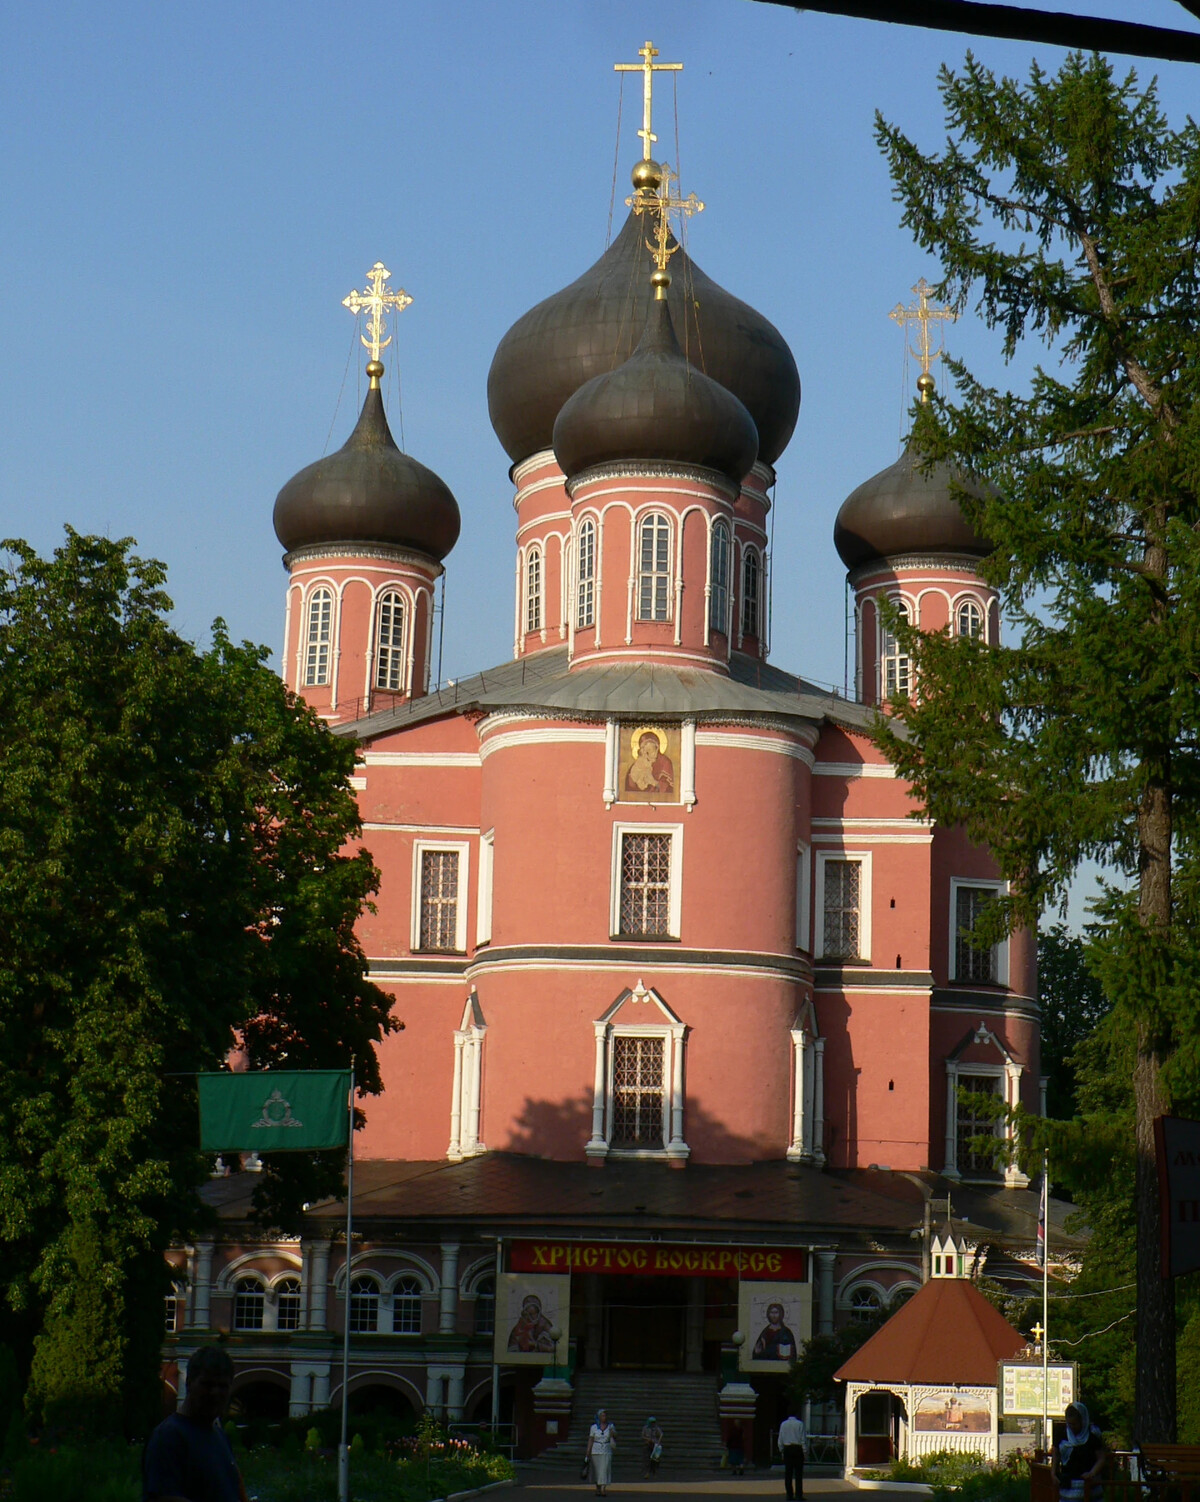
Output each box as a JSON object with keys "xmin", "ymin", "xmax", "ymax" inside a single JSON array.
[
  {"xmin": 342, "ymin": 262, "xmax": 413, "ymax": 364},
  {"xmin": 890, "ymin": 277, "xmax": 956, "ymax": 400},
  {"xmin": 614, "ymin": 40, "xmax": 683, "ymax": 161},
  {"xmin": 1031, "ymin": 1322, "xmax": 1045, "ymax": 1343},
  {"xmin": 627, "ymin": 161, "xmax": 704, "ymax": 284}
]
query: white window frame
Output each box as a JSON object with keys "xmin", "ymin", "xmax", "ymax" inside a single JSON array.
[
  {"xmin": 390, "ymin": 1272, "xmax": 425, "ymax": 1335},
  {"xmin": 944, "ymin": 1059, "xmax": 1019, "ymax": 1182},
  {"xmin": 814, "ymin": 850, "xmax": 872, "ymax": 962},
  {"xmin": 476, "ymin": 830, "xmax": 494, "ymax": 946},
  {"xmin": 586, "ymin": 985, "xmax": 689, "ymax": 1161},
  {"xmin": 374, "ymin": 589, "xmax": 408, "ymax": 693},
  {"xmin": 880, "ymin": 597, "xmax": 911, "ymax": 699},
  {"xmin": 956, "ymin": 596, "xmax": 984, "ymax": 640},
  {"xmin": 949, "ymin": 878, "xmax": 1009, "ymax": 986},
  {"xmin": 636, "ymin": 512, "xmax": 673, "ymax": 622},
  {"xmin": 525, "ymin": 546, "xmax": 543, "ymax": 634},
  {"xmin": 610, "ymin": 823, "xmax": 684, "ymax": 940},
  {"xmin": 303, "ymin": 587, "xmax": 333, "ymax": 687},
  {"xmin": 709, "ymin": 520, "xmax": 731, "ymax": 635},
  {"xmin": 411, "ymin": 840, "xmax": 471, "ymax": 954},
  {"xmin": 741, "ymin": 546, "xmax": 762, "ymax": 639},
  {"xmin": 607, "ymin": 1027, "xmax": 673, "ymax": 1152},
  {"xmin": 232, "ymin": 1274, "xmax": 267, "ymax": 1331},
  {"xmin": 795, "ymin": 842, "xmax": 811, "ymax": 953},
  {"xmin": 348, "ymin": 1273, "xmax": 382, "ymax": 1334},
  {"xmin": 577, "ymin": 517, "xmax": 596, "ymax": 628}
]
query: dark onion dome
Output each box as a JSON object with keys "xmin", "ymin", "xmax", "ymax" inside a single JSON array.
[
  {"xmin": 552, "ymin": 296, "xmax": 759, "ymax": 486},
  {"xmin": 833, "ymin": 440, "xmax": 994, "ymax": 570},
  {"xmin": 274, "ymin": 369, "xmax": 460, "ymax": 560},
  {"xmin": 488, "ymin": 207, "xmax": 800, "ymax": 468}
]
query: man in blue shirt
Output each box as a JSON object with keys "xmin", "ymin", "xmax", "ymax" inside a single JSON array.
[{"xmin": 143, "ymin": 1345, "xmax": 247, "ymax": 1502}]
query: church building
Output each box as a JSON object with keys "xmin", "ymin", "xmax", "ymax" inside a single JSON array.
[{"xmin": 165, "ymin": 43, "xmax": 1043, "ymax": 1468}]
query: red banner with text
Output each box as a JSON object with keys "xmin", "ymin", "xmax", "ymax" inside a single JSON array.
[{"xmin": 509, "ymin": 1240, "xmax": 807, "ymax": 1280}]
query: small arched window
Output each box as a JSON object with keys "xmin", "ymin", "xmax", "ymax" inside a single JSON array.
[
  {"xmin": 882, "ymin": 601, "xmax": 911, "ymax": 699},
  {"xmin": 741, "ymin": 548, "xmax": 761, "ymax": 639},
  {"xmin": 525, "ymin": 548, "xmax": 542, "ymax": 634},
  {"xmin": 849, "ymin": 1286, "xmax": 883, "ymax": 1323},
  {"xmin": 577, "ymin": 519, "xmax": 596, "ymax": 628},
  {"xmin": 276, "ymin": 1276, "xmax": 302, "ymax": 1332},
  {"xmin": 957, "ymin": 598, "xmax": 984, "ymax": 640},
  {"xmin": 303, "ymin": 588, "xmax": 333, "ymax": 687},
  {"xmin": 164, "ymin": 1282, "xmax": 185, "ymax": 1334},
  {"xmin": 233, "ymin": 1276, "xmax": 266, "ymax": 1331},
  {"xmin": 393, "ymin": 1274, "xmax": 423, "ymax": 1335},
  {"xmin": 349, "ymin": 1276, "xmax": 380, "ymax": 1334},
  {"xmin": 474, "ymin": 1275, "xmax": 496, "ymax": 1336},
  {"xmin": 709, "ymin": 521, "xmax": 730, "ymax": 634},
  {"xmin": 638, "ymin": 513, "xmax": 672, "ymax": 621},
  {"xmin": 374, "ymin": 591, "xmax": 407, "ymax": 691}
]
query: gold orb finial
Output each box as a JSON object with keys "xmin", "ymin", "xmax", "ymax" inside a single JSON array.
[
  {"xmin": 916, "ymin": 371, "xmax": 936, "ymax": 402},
  {"xmin": 366, "ymin": 359, "xmax": 384, "ymax": 389},
  {"xmin": 650, "ymin": 267, "xmax": 672, "ymax": 300},
  {"xmin": 632, "ymin": 158, "xmax": 663, "ymax": 194}
]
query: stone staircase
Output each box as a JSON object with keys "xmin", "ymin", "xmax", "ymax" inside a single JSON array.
[{"xmin": 530, "ymin": 1370, "xmax": 724, "ymax": 1475}]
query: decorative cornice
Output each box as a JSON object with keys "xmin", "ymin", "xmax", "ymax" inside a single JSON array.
[
  {"xmin": 848, "ymin": 553, "xmax": 985, "ymax": 587},
  {"xmin": 566, "ymin": 460, "xmax": 739, "ymax": 503},
  {"xmin": 283, "ymin": 541, "xmax": 443, "ymax": 574}
]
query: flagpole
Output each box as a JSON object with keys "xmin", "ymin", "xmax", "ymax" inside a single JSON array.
[
  {"xmin": 338, "ymin": 1064, "xmax": 355, "ymax": 1502},
  {"xmin": 1042, "ymin": 1152, "xmax": 1050, "ymax": 1457}
]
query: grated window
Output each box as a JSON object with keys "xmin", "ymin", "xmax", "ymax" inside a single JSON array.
[
  {"xmin": 956, "ymin": 885, "xmax": 997, "ymax": 982},
  {"xmin": 611, "ymin": 1035, "xmax": 666, "ymax": 1148},
  {"xmin": 637, "ymin": 514, "xmax": 671, "ymax": 621},
  {"xmin": 374, "ymin": 592, "xmax": 406, "ymax": 691},
  {"xmin": 577, "ymin": 520, "xmax": 596, "ymax": 628},
  {"xmin": 619, "ymin": 834, "xmax": 672, "ymax": 937},
  {"xmin": 420, "ymin": 850, "xmax": 460, "ymax": 951},
  {"xmin": 822, "ymin": 860, "xmax": 862, "ymax": 958}
]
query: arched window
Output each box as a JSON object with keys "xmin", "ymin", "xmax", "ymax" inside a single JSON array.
[
  {"xmin": 637, "ymin": 514, "xmax": 672, "ymax": 622},
  {"xmin": 349, "ymin": 1276, "xmax": 380, "ymax": 1334},
  {"xmin": 276, "ymin": 1277, "xmax": 302, "ymax": 1332},
  {"xmin": 525, "ymin": 548, "xmax": 542, "ymax": 633},
  {"xmin": 374, "ymin": 591, "xmax": 407, "ymax": 691},
  {"xmin": 709, "ymin": 521, "xmax": 730, "ymax": 634},
  {"xmin": 164, "ymin": 1282, "xmax": 185, "ymax": 1334},
  {"xmin": 393, "ymin": 1274, "xmax": 423, "ymax": 1335},
  {"xmin": 576, "ymin": 519, "xmax": 596, "ymax": 628},
  {"xmin": 474, "ymin": 1275, "xmax": 496, "ymax": 1336},
  {"xmin": 848, "ymin": 1286, "xmax": 883, "ymax": 1323},
  {"xmin": 741, "ymin": 548, "xmax": 761, "ymax": 639},
  {"xmin": 957, "ymin": 598, "xmax": 984, "ymax": 640},
  {"xmin": 882, "ymin": 601, "xmax": 911, "ymax": 699},
  {"xmin": 233, "ymin": 1276, "xmax": 266, "ymax": 1331},
  {"xmin": 303, "ymin": 588, "xmax": 333, "ymax": 687}
]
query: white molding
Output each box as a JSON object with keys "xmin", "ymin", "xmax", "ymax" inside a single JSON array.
[
  {"xmin": 604, "ymin": 720, "xmax": 619, "ymax": 806},
  {"xmin": 811, "ymin": 817, "xmax": 933, "ymax": 828},
  {"xmin": 361, "ymin": 752, "xmax": 481, "ymax": 768},
  {"xmin": 479, "ymin": 725, "xmax": 606, "ymax": 759},
  {"xmin": 814, "ymin": 849, "xmax": 872, "ymax": 962},
  {"xmin": 681, "ymin": 719, "xmax": 696, "ymax": 809},
  {"xmin": 588, "ymin": 983, "xmax": 689, "ymax": 1161},
  {"xmin": 363, "ymin": 823, "xmax": 479, "ymax": 835},
  {"xmin": 813, "ymin": 762, "xmax": 897, "ymax": 779},
  {"xmin": 796, "ymin": 843, "xmax": 812, "ymax": 953},
  {"xmin": 411, "ymin": 840, "xmax": 471, "ymax": 954},
  {"xmin": 696, "ymin": 730, "xmax": 816, "ymax": 767},
  {"xmin": 813, "ymin": 832, "xmax": 934, "ymax": 846},
  {"xmin": 610, "ymin": 823, "xmax": 684, "ymax": 939},
  {"xmin": 949, "ymin": 877, "xmax": 1009, "ymax": 986},
  {"xmin": 476, "ymin": 831, "xmax": 494, "ymax": 946}
]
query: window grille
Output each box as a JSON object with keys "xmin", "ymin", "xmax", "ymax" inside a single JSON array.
[
  {"xmin": 420, "ymin": 850, "xmax": 460, "ymax": 951},
  {"xmin": 849, "ymin": 1286, "xmax": 883, "ymax": 1323},
  {"xmin": 611, "ymin": 1034, "xmax": 666, "ymax": 1148},
  {"xmin": 619, "ymin": 833, "xmax": 672, "ymax": 937},
  {"xmin": 577, "ymin": 520, "xmax": 596, "ymax": 628},
  {"xmin": 233, "ymin": 1277, "xmax": 265, "ymax": 1331},
  {"xmin": 956, "ymin": 1072, "xmax": 1003, "ymax": 1175},
  {"xmin": 822, "ymin": 860, "xmax": 862, "ymax": 958},
  {"xmin": 348, "ymin": 1277, "xmax": 380, "ymax": 1334},
  {"xmin": 304, "ymin": 588, "xmax": 333, "ymax": 686},
  {"xmin": 474, "ymin": 1276, "xmax": 495, "ymax": 1336},
  {"xmin": 957, "ymin": 598, "xmax": 983, "ymax": 639},
  {"xmin": 374, "ymin": 591, "xmax": 406, "ymax": 691},
  {"xmin": 882, "ymin": 601, "xmax": 911, "ymax": 698},
  {"xmin": 741, "ymin": 549, "xmax": 760, "ymax": 638},
  {"xmin": 393, "ymin": 1275, "xmax": 423, "ymax": 1334},
  {"xmin": 276, "ymin": 1277, "xmax": 302, "ymax": 1332},
  {"xmin": 956, "ymin": 885, "xmax": 997, "ymax": 982},
  {"xmin": 637, "ymin": 514, "xmax": 671, "ymax": 621},
  {"xmin": 164, "ymin": 1285, "xmax": 183, "ymax": 1334},
  {"xmin": 525, "ymin": 549, "xmax": 542, "ymax": 633},
  {"xmin": 709, "ymin": 522, "xmax": 730, "ymax": 634}
]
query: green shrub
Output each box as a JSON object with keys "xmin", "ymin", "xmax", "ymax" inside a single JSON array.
[{"xmin": 6, "ymin": 1440, "xmax": 141, "ymax": 1502}]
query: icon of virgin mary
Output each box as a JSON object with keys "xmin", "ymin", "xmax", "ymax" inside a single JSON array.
[{"xmin": 625, "ymin": 727, "xmax": 675, "ymax": 798}]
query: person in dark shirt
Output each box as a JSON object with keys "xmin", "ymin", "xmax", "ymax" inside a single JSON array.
[
  {"xmin": 143, "ymin": 1345, "xmax": 247, "ymax": 1502},
  {"xmin": 1055, "ymin": 1402, "xmax": 1108, "ymax": 1502}
]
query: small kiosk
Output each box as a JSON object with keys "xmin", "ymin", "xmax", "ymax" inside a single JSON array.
[{"xmin": 835, "ymin": 1224, "xmax": 1026, "ymax": 1474}]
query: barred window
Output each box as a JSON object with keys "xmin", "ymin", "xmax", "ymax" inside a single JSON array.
[
  {"xmin": 473, "ymin": 1276, "xmax": 495, "ymax": 1336},
  {"xmin": 822, "ymin": 859, "xmax": 862, "ymax": 959},
  {"xmin": 577, "ymin": 519, "xmax": 596, "ymax": 628},
  {"xmin": 233, "ymin": 1277, "xmax": 265, "ymax": 1331},
  {"xmin": 741, "ymin": 548, "xmax": 761, "ymax": 638},
  {"xmin": 956, "ymin": 1072, "xmax": 1003, "ymax": 1175},
  {"xmin": 374, "ymin": 591, "xmax": 407, "ymax": 691},
  {"xmin": 393, "ymin": 1274, "xmax": 423, "ymax": 1335},
  {"xmin": 420, "ymin": 850, "xmax": 461, "ymax": 951},
  {"xmin": 349, "ymin": 1276, "xmax": 380, "ymax": 1334},
  {"xmin": 619, "ymin": 833, "xmax": 672, "ymax": 937},
  {"xmin": 276, "ymin": 1277, "xmax": 302, "ymax": 1332},
  {"xmin": 849, "ymin": 1286, "xmax": 883, "ymax": 1323},
  {"xmin": 955, "ymin": 885, "xmax": 998, "ymax": 983},
  {"xmin": 637, "ymin": 514, "xmax": 671, "ymax": 621},
  {"xmin": 525, "ymin": 548, "xmax": 542, "ymax": 633},
  {"xmin": 304, "ymin": 588, "xmax": 333, "ymax": 686},
  {"xmin": 611, "ymin": 1035, "xmax": 666, "ymax": 1148},
  {"xmin": 957, "ymin": 598, "xmax": 984, "ymax": 639},
  {"xmin": 709, "ymin": 521, "xmax": 730, "ymax": 634},
  {"xmin": 882, "ymin": 601, "xmax": 911, "ymax": 699}
]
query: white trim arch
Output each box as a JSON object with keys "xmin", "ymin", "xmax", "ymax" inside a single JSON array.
[
  {"xmin": 214, "ymin": 1249, "xmax": 302, "ymax": 1292},
  {"xmin": 332, "ymin": 1249, "xmax": 438, "ymax": 1294},
  {"xmin": 329, "ymin": 1368, "xmax": 426, "ymax": 1412},
  {"xmin": 459, "ymin": 1255, "xmax": 496, "ymax": 1297}
]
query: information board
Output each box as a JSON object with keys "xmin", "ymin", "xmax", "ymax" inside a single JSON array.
[{"xmin": 999, "ymin": 1362, "xmax": 1076, "ymax": 1417}]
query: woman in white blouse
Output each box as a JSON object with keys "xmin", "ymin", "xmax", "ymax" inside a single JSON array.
[{"xmin": 587, "ymin": 1408, "xmax": 616, "ymax": 1496}]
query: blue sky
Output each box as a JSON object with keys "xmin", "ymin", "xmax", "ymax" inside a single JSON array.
[{"xmin": 1, "ymin": 0, "xmax": 1192, "ymax": 916}]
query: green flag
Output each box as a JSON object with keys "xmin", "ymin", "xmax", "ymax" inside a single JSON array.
[{"xmin": 197, "ymin": 1070, "xmax": 350, "ymax": 1152}]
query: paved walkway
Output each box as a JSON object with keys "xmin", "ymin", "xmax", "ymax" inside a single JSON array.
[{"xmin": 514, "ymin": 1475, "xmax": 912, "ymax": 1502}]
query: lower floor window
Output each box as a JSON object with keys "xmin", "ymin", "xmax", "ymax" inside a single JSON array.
[
  {"xmin": 956, "ymin": 1072, "xmax": 1003, "ymax": 1175},
  {"xmin": 611, "ymin": 1034, "xmax": 666, "ymax": 1148}
]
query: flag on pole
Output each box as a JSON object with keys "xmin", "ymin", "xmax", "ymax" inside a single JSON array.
[
  {"xmin": 1036, "ymin": 1170, "xmax": 1048, "ymax": 1267},
  {"xmin": 198, "ymin": 1071, "xmax": 351, "ymax": 1152}
]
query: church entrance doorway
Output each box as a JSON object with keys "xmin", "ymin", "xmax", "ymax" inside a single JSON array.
[{"xmin": 603, "ymin": 1275, "xmax": 687, "ymax": 1370}]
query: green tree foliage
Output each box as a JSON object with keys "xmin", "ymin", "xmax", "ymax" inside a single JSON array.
[
  {"xmin": 0, "ymin": 531, "xmax": 394, "ymax": 1434},
  {"xmin": 874, "ymin": 53, "xmax": 1200, "ymax": 1441},
  {"xmin": 789, "ymin": 1306, "xmax": 889, "ymax": 1409},
  {"xmin": 1037, "ymin": 925, "xmax": 1108, "ymax": 1118}
]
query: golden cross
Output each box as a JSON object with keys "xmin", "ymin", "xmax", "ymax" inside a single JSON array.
[
  {"xmin": 627, "ymin": 161, "xmax": 704, "ymax": 294},
  {"xmin": 1032, "ymin": 1322, "xmax": 1045, "ymax": 1342},
  {"xmin": 342, "ymin": 262, "xmax": 413, "ymax": 365},
  {"xmin": 615, "ymin": 40, "xmax": 683, "ymax": 161},
  {"xmin": 890, "ymin": 277, "xmax": 956, "ymax": 400}
]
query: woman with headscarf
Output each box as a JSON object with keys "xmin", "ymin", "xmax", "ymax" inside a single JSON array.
[
  {"xmin": 587, "ymin": 1408, "xmax": 616, "ymax": 1497},
  {"xmin": 642, "ymin": 1416, "xmax": 664, "ymax": 1478},
  {"xmin": 1056, "ymin": 1402, "xmax": 1108, "ymax": 1502}
]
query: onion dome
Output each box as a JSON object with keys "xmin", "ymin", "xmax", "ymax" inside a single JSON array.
[
  {"xmin": 552, "ymin": 296, "xmax": 758, "ymax": 485},
  {"xmin": 488, "ymin": 207, "xmax": 799, "ymax": 468},
  {"xmin": 274, "ymin": 364, "xmax": 460, "ymax": 560},
  {"xmin": 834, "ymin": 440, "xmax": 993, "ymax": 570}
]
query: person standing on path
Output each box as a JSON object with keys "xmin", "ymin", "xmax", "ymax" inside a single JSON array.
[
  {"xmin": 587, "ymin": 1408, "xmax": 616, "ymax": 1497},
  {"xmin": 779, "ymin": 1408, "xmax": 807, "ymax": 1502},
  {"xmin": 641, "ymin": 1416, "xmax": 663, "ymax": 1478},
  {"xmin": 143, "ymin": 1345, "xmax": 248, "ymax": 1502}
]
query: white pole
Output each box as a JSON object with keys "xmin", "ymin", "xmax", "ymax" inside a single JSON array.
[
  {"xmin": 1042, "ymin": 1153, "xmax": 1050, "ymax": 1457},
  {"xmin": 491, "ymin": 1238, "xmax": 502, "ymax": 1434},
  {"xmin": 338, "ymin": 1066, "xmax": 356, "ymax": 1502}
]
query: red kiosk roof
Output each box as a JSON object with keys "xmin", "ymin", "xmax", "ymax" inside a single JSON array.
[{"xmin": 834, "ymin": 1278, "xmax": 1026, "ymax": 1387}]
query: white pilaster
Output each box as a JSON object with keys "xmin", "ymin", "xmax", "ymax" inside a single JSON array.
[{"xmin": 439, "ymin": 1243, "xmax": 461, "ymax": 1334}]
